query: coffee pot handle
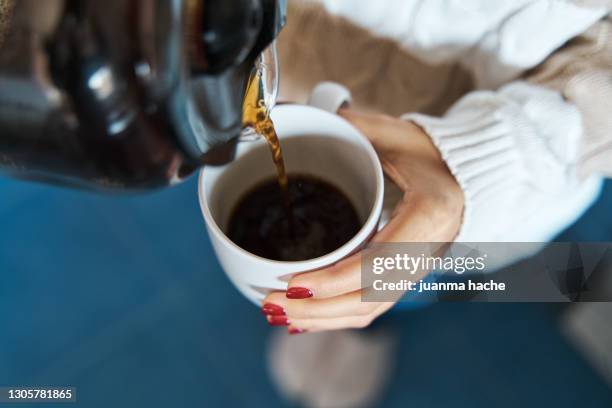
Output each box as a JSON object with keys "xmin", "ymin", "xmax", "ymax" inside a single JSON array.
[{"xmin": 308, "ymin": 82, "xmax": 402, "ymax": 232}]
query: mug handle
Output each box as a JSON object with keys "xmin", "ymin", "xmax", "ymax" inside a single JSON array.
[
  {"xmin": 307, "ymin": 82, "xmax": 402, "ymax": 232},
  {"xmin": 308, "ymin": 82, "xmax": 352, "ymax": 113}
]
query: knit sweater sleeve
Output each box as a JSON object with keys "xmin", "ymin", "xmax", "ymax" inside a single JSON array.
[{"xmin": 403, "ymin": 82, "xmax": 603, "ymax": 243}]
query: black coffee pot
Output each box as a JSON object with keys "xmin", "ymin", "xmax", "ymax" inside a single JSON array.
[{"xmin": 0, "ymin": 0, "xmax": 286, "ymax": 190}]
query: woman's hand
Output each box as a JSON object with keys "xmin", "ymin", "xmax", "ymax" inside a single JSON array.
[{"xmin": 262, "ymin": 109, "xmax": 464, "ymax": 334}]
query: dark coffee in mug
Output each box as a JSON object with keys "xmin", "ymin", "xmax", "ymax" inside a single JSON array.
[{"xmin": 227, "ymin": 174, "xmax": 362, "ymax": 261}]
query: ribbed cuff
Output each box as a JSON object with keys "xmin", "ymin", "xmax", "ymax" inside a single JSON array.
[
  {"xmin": 402, "ymin": 104, "xmax": 529, "ymax": 242},
  {"xmin": 400, "ymin": 83, "xmax": 603, "ymax": 244}
]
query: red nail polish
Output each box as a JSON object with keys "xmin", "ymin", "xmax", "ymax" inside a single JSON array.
[
  {"xmin": 286, "ymin": 287, "xmax": 313, "ymax": 299},
  {"xmin": 268, "ymin": 315, "xmax": 290, "ymax": 326},
  {"xmin": 289, "ymin": 328, "xmax": 306, "ymax": 335},
  {"xmin": 261, "ymin": 303, "xmax": 285, "ymax": 316}
]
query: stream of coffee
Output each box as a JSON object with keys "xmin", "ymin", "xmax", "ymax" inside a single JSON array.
[{"xmin": 242, "ymin": 69, "xmax": 288, "ymax": 195}]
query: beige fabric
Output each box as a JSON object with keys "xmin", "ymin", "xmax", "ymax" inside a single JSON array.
[
  {"xmin": 277, "ymin": 0, "xmax": 474, "ymax": 117},
  {"xmin": 525, "ymin": 15, "xmax": 612, "ymax": 178},
  {"xmin": 268, "ymin": 330, "xmax": 395, "ymax": 407}
]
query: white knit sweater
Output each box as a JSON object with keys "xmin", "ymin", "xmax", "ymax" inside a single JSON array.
[{"xmin": 319, "ymin": 0, "xmax": 611, "ymax": 243}]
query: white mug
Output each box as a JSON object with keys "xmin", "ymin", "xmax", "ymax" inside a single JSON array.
[{"xmin": 198, "ymin": 83, "xmax": 385, "ymax": 305}]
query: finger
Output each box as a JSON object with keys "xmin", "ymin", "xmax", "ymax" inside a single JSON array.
[
  {"xmin": 264, "ymin": 290, "xmax": 388, "ymax": 320},
  {"xmin": 286, "ymin": 302, "xmax": 395, "ymax": 333},
  {"xmin": 338, "ymin": 109, "xmax": 398, "ymax": 147},
  {"xmin": 287, "ymin": 253, "xmax": 362, "ymax": 299},
  {"xmin": 339, "ymin": 109, "xmax": 433, "ymax": 157}
]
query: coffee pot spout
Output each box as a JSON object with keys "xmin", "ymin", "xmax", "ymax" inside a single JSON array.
[{"xmin": 182, "ymin": 0, "xmax": 284, "ymax": 166}]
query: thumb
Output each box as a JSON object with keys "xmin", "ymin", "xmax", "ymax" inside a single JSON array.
[{"xmin": 338, "ymin": 109, "xmax": 438, "ymax": 160}]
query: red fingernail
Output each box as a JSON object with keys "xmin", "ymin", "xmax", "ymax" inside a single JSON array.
[
  {"xmin": 289, "ymin": 328, "xmax": 306, "ymax": 335},
  {"xmin": 286, "ymin": 287, "xmax": 313, "ymax": 299},
  {"xmin": 268, "ymin": 315, "xmax": 290, "ymax": 326},
  {"xmin": 261, "ymin": 303, "xmax": 285, "ymax": 316}
]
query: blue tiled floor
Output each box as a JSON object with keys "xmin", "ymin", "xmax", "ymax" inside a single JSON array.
[{"xmin": 0, "ymin": 177, "xmax": 611, "ymax": 407}]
